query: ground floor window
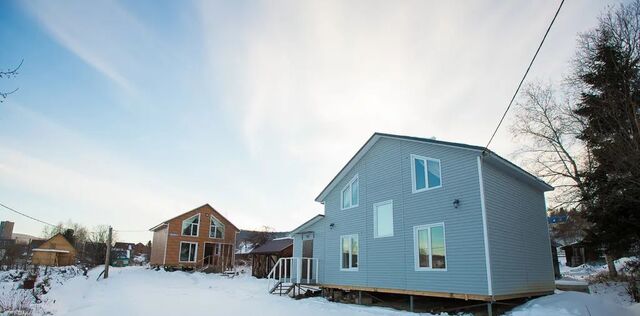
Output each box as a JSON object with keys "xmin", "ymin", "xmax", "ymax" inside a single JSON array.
[
  {"xmin": 414, "ymin": 223, "xmax": 446, "ymax": 270},
  {"xmin": 340, "ymin": 234, "xmax": 358, "ymax": 271},
  {"xmin": 180, "ymin": 241, "xmax": 197, "ymax": 262}
]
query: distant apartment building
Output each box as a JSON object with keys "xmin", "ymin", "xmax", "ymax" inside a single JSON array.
[{"xmin": 0, "ymin": 221, "xmax": 14, "ymax": 239}]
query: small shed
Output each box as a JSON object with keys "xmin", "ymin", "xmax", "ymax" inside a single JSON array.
[
  {"xmin": 562, "ymin": 241, "xmax": 602, "ymax": 267},
  {"xmin": 32, "ymin": 234, "xmax": 77, "ymax": 266},
  {"xmin": 250, "ymin": 238, "xmax": 293, "ymax": 278}
]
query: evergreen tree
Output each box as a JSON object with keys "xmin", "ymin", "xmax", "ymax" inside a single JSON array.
[{"xmin": 573, "ymin": 1, "xmax": 640, "ymax": 274}]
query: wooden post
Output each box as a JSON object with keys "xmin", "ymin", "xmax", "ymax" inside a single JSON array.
[{"xmin": 104, "ymin": 226, "xmax": 112, "ymax": 279}]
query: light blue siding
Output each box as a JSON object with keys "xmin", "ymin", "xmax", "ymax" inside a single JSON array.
[
  {"xmin": 292, "ymin": 135, "xmax": 553, "ymax": 298},
  {"xmin": 482, "ymin": 158, "xmax": 555, "ymax": 295},
  {"xmin": 292, "ymin": 218, "xmax": 326, "ymax": 283},
  {"xmin": 304, "ymin": 137, "xmax": 490, "ymax": 295}
]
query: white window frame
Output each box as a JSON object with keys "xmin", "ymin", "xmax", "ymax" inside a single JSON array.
[
  {"xmin": 373, "ymin": 200, "xmax": 394, "ymax": 238},
  {"xmin": 181, "ymin": 214, "xmax": 200, "ymax": 237},
  {"xmin": 410, "ymin": 154, "xmax": 443, "ymax": 193},
  {"xmin": 340, "ymin": 175, "xmax": 359, "ymax": 210},
  {"xmin": 339, "ymin": 234, "xmax": 359, "ymax": 271},
  {"xmin": 179, "ymin": 241, "xmax": 198, "ymax": 263},
  {"xmin": 209, "ymin": 216, "xmax": 225, "ymax": 239},
  {"xmin": 413, "ymin": 222, "xmax": 447, "ymax": 271}
]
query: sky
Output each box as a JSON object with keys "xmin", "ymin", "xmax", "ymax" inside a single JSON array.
[{"xmin": 0, "ymin": 0, "xmax": 629, "ymax": 243}]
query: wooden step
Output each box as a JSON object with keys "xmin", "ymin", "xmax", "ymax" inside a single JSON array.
[{"xmin": 269, "ymin": 281, "xmax": 283, "ymax": 294}]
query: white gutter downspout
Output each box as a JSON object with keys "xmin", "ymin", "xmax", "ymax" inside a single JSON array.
[{"xmin": 477, "ymin": 156, "xmax": 494, "ymax": 297}]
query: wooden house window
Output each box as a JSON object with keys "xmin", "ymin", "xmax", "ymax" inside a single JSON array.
[
  {"xmin": 181, "ymin": 214, "xmax": 200, "ymax": 236},
  {"xmin": 179, "ymin": 242, "xmax": 197, "ymax": 262},
  {"xmin": 209, "ymin": 216, "xmax": 225, "ymax": 239}
]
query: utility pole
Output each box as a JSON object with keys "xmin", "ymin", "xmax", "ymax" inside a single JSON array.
[{"xmin": 104, "ymin": 226, "xmax": 112, "ymax": 279}]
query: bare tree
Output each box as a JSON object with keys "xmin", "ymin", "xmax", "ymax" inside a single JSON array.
[
  {"xmin": 41, "ymin": 220, "xmax": 89, "ymax": 245},
  {"xmin": 249, "ymin": 226, "xmax": 275, "ymax": 247},
  {"xmin": 511, "ymin": 83, "xmax": 594, "ymax": 208},
  {"xmin": 0, "ymin": 60, "xmax": 22, "ymax": 102},
  {"xmin": 0, "ymin": 243, "xmax": 23, "ymax": 268},
  {"xmin": 89, "ymin": 225, "xmax": 117, "ymax": 245}
]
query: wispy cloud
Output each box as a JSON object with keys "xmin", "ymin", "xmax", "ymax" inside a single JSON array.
[
  {"xmin": 197, "ymin": 1, "xmax": 550, "ymax": 191},
  {"xmin": 199, "ymin": 1, "xmax": 548, "ymax": 157},
  {"xmin": 195, "ymin": 0, "xmax": 617, "ymax": 224},
  {"xmin": 21, "ymin": 0, "xmax": 170, "ymax": 99},
  {"xmin": 2, "ymin": 0, "xmax": 621, "ymax": 238}
]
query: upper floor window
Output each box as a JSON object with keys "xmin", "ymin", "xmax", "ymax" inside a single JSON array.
[
  {"xmin": 373, "ymin": 200, "xmax": 394, "ymax": 238},
  {"xmin": 340, "ymin": 234, "xmax": 359, "ymax": 271},
  {"xmin": 182, "ymin": 214, "xmax": 200, "ymax": 236},
  {"xmin": 414, "ymin": 223, "xmax": 447, "ymax": 270},
  {"xmin": 341, "ymin": 175, "xmax": 359, "ymax": 210},
  {"xmin": 411, "ymin": 154, "xmax": 442, "ymax": 192},
  {"xmin": 209, "ymin": 216, "xmax": 225, "ymax": 239}
]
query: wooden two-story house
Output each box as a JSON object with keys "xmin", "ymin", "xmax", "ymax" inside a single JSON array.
[{"xmin": 150, "ymin": 204, "xmax": 240, "ymax": 271}]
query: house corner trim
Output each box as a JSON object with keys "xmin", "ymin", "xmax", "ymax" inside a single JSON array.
[{"xmin": 477, "ymin": 156, "xmax": 493, "ymax": 296}]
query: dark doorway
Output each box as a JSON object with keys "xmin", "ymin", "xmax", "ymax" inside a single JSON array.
[
  {"xmin": 302, "ymin": 238, "xmax": 313, "ymax": 281},
  {"xmin": 204, "ymin": 243, "xmax": 215, "ymax": 265},
  {"xmin": 302, "ymin": 239, "xmax": 313, "ymax": 257}
]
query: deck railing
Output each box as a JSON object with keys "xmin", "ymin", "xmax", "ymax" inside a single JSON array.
[{"xmin": 267, "ymin": 257, "xmax": 319, "ymax": 291}]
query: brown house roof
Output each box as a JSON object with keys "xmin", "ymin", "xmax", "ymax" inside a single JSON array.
[
  {"xmin": 250, "ymin": 238, "xmax": 293, "ymax": 255},
  {"xmin": 149, "ymin": 203, "xmax": 240, "ymax": 232},
  {"xmin": 37, "ymin": 233, "xmax": 76, "ymax": 252}
]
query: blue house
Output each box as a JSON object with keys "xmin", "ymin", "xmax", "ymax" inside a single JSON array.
[{"xmin": 274, "ymin": 133, "xmax": 555, "ymax": 302}]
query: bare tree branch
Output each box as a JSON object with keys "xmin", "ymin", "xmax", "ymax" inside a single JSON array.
[{"xmin": 511, "ymin": 83, "xmax": 592, "ymax": 208}]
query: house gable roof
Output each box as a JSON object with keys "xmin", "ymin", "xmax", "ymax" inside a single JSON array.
[
  {"xmin": 315, "ymin": 132, "xmax": 553, "ymax": 202},
  {"xmin": 39, "ymin": 233, "xmax": 76, "ymax": 252},
  {"xmin": 149, "ymin": 203, "xmax": 240, "ymax": 232}
]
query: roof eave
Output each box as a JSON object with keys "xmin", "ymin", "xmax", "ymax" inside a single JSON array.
[
  {"xmin": 289, "ymin": 215, "xmax": 325, "ymax": 235},
  {"xmin": 483, "ymin": 151, "xmax": 554, "ymax": 192},
  {"xmin": 149, "ymin": 223, "xmax": 168, "ymax": 232}
]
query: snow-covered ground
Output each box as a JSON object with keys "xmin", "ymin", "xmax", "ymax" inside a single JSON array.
[
  {"xmin": 508, "ymin": 291, "xmax": 639, "ymax": 316},
  {"xmin": 43, "ymin": 266, "xmax": 422, "ymax": 316},
  {"xmin": 559, "ymin": 256, "xmax": 636, "ymax": 281},
  {"xmin": 556, "ymin": 255, "xmax": 639, "ymax": 306},
  {"xmin": 1, "ymin": 263, "xmax": 639, "ymax": 315}
]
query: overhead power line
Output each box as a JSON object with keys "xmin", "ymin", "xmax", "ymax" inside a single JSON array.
[
  {"xmin": 0, "ymin": 202, "xmax": 56, "ymax": 227},
  {"xmin": 482, "ymin": 0, "xmax": 565, "ymax": 153}
]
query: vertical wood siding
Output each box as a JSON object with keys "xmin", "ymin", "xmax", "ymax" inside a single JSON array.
[
  {"xmin": 156, "ymin": 205, "xmax": 239, "ymax": 267},
  {"xmin": 150, "ymin": 226, "xmax": 168, "ymax": 265}
]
